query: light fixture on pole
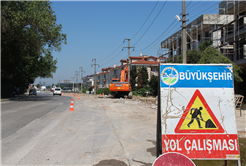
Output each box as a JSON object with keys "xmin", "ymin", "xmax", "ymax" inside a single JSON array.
[{"xmin": 175, "ymin": 15, "xmax": 181, "ymax": 22}]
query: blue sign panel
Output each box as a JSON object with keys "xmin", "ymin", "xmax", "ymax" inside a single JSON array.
[{"xmin": 160, "ymin": 64, "xmax": 233, "ymax": 88}]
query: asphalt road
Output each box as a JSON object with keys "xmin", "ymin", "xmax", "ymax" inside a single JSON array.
[
  {"xmin": 1, "ymin": 92, "xmax": 156, "ymax": 166},
  {"xmin": 2, "ymin": 92, "xmax": 70, "ymax": 139},
  {"xmin": 1, "ymin": 92, "xmax": 73, "ymax": 165}
]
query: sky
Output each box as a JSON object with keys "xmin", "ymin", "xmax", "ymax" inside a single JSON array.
[{"xmin": 34, "ymin": 0, "xmax": 220, "ymax": 86}]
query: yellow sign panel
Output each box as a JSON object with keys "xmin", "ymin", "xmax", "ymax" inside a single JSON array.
[
  {"xmin": 179, "ymin": 96, "xmax": 218, "ymax": 130},
  {"xmin": 175, "ymin": 89, "xmax": 224, "ymax": 133}
]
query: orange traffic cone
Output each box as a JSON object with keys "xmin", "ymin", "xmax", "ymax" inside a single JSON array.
[
  {"xmin": 78, "ymin": 95, "xmax": 80, "ymax": 100},
  {"xmin": 103, "ymin": 93, "xmax": 104, "ymax": 97},
  {"xmin": 100, "ymin": 93, "xmax": 101, "ymax": 97},
  {"xmin": 68, "ymin": 99, "xmax": 74, "ymax": 111},
  {"xmin": 62, "ymin": 93, "xmax": 64, "ymax": 96},
  {"xmin": 70, "ymin": 93, "xmax": 72, "ymax": 96}
]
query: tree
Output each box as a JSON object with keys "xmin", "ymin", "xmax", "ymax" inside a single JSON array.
[
  {"xmin": 137, "ymin": 68, "xmax": 142, "ymax": 89},
  {"xmin": 167, "ymin": 40, "xmax": 242, "ymax": 82},
  {"xmin": 36, "ymin": 84, "xmax": 40, "ymax": 88},
  {"xmin": 130, "ymin": 65, "xmax": 137, "ymax": 91},
  {"xmin": 1, "ymin": 1, "xmax": 67, "ymax": 97},
  {"xmin": 149, "ymin": 75, "xmax": 158, "ymax": 96},
  {"xmin": 140, "ymin": 66, "xmax": 149, "ymax": 88},
  {"xmin": 198, "ymin": 46, "xmax": 243, "ymax": 82}
]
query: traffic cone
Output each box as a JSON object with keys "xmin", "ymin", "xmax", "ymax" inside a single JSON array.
[
  {"xmin": 68, "ymin": 99, "xmax": 74, "ymax": 111},
  {"xmin": 62, "ymin": 93, "xmax": 64, "ymax": 96},
  {"xmin": 103, "ymin": 93, "xmax": 104, "ymax": 97},
  {"xmin": 70, "ymin": 93, "xmax": 72, "ymax": 96},
  {"xmin": 100, "ymin": 93, "xmax": 101, "ymax": 97},
  {"xmin": 78, "ymin": 95, "xmax": 80, "ymax": 100}
]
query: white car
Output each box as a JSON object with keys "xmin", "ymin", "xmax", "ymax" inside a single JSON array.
[{"xmin": 53, "ymin": 88, "xmax": 62, "ymax": 96}]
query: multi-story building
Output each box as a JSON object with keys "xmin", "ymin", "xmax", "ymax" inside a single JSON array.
[
  {"xmin": 129, "ymin": 55, "xmax": 160, "ymax": 79},
  {"xmin": 160, "ymin": 0, "xmax": 246, "ymax": 98},
  {"xmin": 85, "ymin": 55, "xmax": 162, "ymax": 91},
  {"xmin": 218, "ymin": 0, "xmax": 246, "ymax": 96},
  {"xmin": 161, "ymin": 14, "xmax": 234, "ymax": 59},
  {"xmin": 219, "ymin": 0, "xmax": 246, "ymax": 62}
]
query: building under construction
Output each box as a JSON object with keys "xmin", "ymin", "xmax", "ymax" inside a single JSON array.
[{"xmin": 161, "ymin": 0, "xmax": 246, "ymax": 98}]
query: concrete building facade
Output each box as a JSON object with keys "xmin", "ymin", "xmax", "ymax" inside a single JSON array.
[
  {"xmin": 160, "ymin": 0, "xmax": 246, "ymax": 98},
  {"xmin": 84, "ymin": 55, "xmax": 161, "ymax": 91}
]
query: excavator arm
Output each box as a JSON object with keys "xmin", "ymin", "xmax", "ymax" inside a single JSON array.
[{"xmin": 120, "ymin": 66, "xmax": 128, "ymax": 83}]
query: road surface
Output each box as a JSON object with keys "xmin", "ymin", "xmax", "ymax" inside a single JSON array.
[{"xmin": 1, "ymin": 92, "xmax": 157, "ymax": 166}]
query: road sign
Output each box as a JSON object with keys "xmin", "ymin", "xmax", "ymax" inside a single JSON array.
[
  {"xmin": 175, "ymin": 89, "xmax": 224, "ymax": 133},
  {"xmin": 160, "ymin": 64, "xmax": 240, "ymax": 161},
  {"xmin": 153, "ymin": 152, "xmax": 196, "ymax": 166}
]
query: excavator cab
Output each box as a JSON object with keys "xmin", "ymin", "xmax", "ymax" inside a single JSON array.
[{"xmin": 109, "ymin": 66, "xmax": 132, "ymax": 99}]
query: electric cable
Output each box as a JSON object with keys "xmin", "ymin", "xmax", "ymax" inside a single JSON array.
[
  {"xmin": 186, "ymin": 0, "xmax": 193, "ymax": 9},
  {"xmin": 134, "ymin": 19, "xmax": 177, "ymax": 53},
  {"xmin": 141, "ymin": 2, "xmax": 219, "ymax": 56},
  {"xmin": 131, "ymin": 0, "xmax": 159, "ymax": 40},
  {"xmin": 132, "ymin": 0, "xmax": 168, "ymax": 47},
  {"xmin": 97, "ymin": 42, "xmax": 124, "ymax": 62}
]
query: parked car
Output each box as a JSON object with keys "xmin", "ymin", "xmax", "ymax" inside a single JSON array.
[
  {"xmin": 53, "ymin": 88, "xmax": 62, "ymax": 96},
  {"xmin": 50, "ymin": 89, "xmax": 54, "ymax": 92},
  {"xmin": 29, "ymin": 89, "xmax": 37, "ymax": 95}
]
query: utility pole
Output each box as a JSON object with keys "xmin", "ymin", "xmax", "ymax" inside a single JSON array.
[
  {"xmin": 75, "ymin": 71, "xmax": 79, "ymax": 91},
  {"xmin": 91, "ymin": 59, "xmax": 99, "ymax": 95},
  {"xmin": 71, "ymin": 77, "xmax": 75, "ymax": 92},
  {"xmin": 123, "ymin": 39, "xmax": 135, "ymax": 85},
  {"xmin": 182, "ymin": 0, "xmax": 187, "ymax": 64},
  {"xmin": 79, "ymin": 67, "xmax": 85, "ymax": 93}
]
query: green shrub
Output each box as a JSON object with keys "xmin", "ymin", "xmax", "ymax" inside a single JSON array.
[
  {"xmin": 132, "ymin": 91, "xmax": 138, "ymax": 96},
  {"xmin": 138, "ymin": 88, "xmax": 146, "ymax": 97},
  {"xmin": 82, "ymin": 89, "xmax": 89, "ymax": 93},
  {"xmin": 96, "ymin": 88, "xmax": 110, "ymax": 95}
]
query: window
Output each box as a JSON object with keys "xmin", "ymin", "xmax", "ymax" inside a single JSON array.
[
  {"xmin": 151, "ymin": 67, "xmax": 156, "ymax": 72},
  {"xmin": 148, "ymin": 58, "xmax": 155, "ymax": 61}
]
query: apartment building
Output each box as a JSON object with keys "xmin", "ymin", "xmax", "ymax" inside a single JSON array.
[
  {"xmin": 161, "ymin": 14, "xmax": 234, "ymax": 59},
  {"xmin": 160, "ymin": 0, "xmax": 246, "ymax": 98},
  {"xmin": 219, "ymin": 0, "xmax": 246, "ymax": 63},
  {"xmin": 130, "ymin": 55, "xmax": 159, "ymax": 79},
  {"xmin": 85, "ymin": 55, "xmax": 161, "ymax": 91},
  {"xmin": 218, "ymin": 0, "xmax": 246, "ymax": 96}
]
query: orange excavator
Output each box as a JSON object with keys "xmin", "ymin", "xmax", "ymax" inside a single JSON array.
[{"xmin": 109, "ymin": 66, "xmax": 132, "ymax": 99}]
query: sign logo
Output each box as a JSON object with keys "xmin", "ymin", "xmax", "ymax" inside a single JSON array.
[
  {"xmin": 161, "ymin": 67, "xmax": 179, "ymax": 86},
  {"xmin": 175, "ymin": 89, "xmax": 224, "ymax": 133}
]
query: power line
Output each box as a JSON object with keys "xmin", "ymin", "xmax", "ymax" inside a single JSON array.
[
  {"xmin": 186, "ymin": 0, "xmax": 193, "ymax": 8},
  {"xmin": 135, "ymin": 2, "xmax": 216, "ymax": 56},
  {"xmin": 100, "ymin": 50, "xmax": 125, "ymax": 67},
  {"xmin": 97, "ymin": 42, "xmax": 124, "ymax": 62},
  {"xmin": 132, "ymin": 0, "xmax": 168, "ymax": 47},
  {"xmin": 186, "ymin": 0, "xmax": 202, "ymax": 10},
  {"xmin": 134, "ymin": 19, "xmax": 177, "ymax": 53},
  {"xmin": 131, "ymin": 0, "xmax": 159, "ymax": 40}
]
